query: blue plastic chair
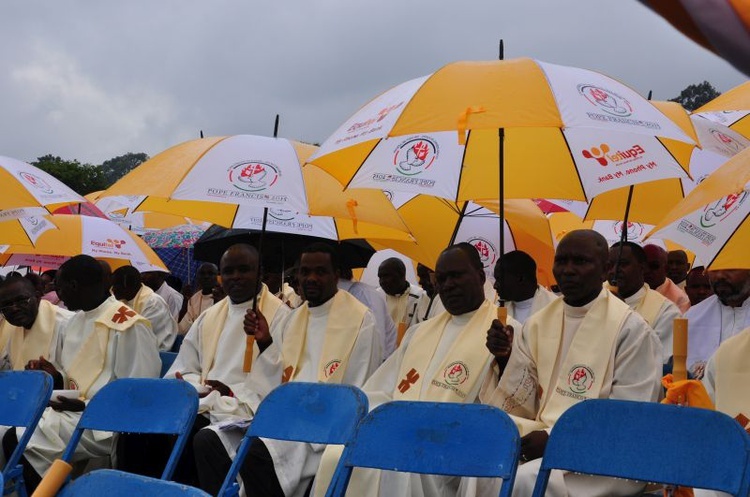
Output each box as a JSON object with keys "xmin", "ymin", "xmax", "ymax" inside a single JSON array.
[
  {"xmin": 60, "ymin": 378, "xmax": 198, "ymax": 481},
  {"xmin": 531, "ymin": 399, "xmax": 750, "ymax": 497},
  {"xmin": 57, "ymin": 469, "xmax": 209, "ymax": 496},
  {"xmin": 327, "ymin": 401, "xmax": 521, "ymax": 497},
  {"xmin": 0, "ymin": 371, "xmax": 53, "ymax": 497},
  {"xmin": 218, "ymin": 382, "xmax": 369, "ymax": 497},
  {"xmin": 160, "ymin": 351, "xmax": 178, "ymax": 377}
]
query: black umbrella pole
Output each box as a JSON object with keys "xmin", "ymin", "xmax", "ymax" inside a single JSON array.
[
  {"xmin": 612, "ymin": 185, "xmax": 635, "ymax": 295},
  {"xmin": 253, "ymin": 207, "xmax": 269, "ymax": 311},
  {"xmin": 498, "ymin": 127, "xmax": 506, "ymax": 311}
]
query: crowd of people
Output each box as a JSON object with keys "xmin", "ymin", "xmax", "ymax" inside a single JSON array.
[{"xmin": 0, "ymin": 229, "xmax": 746, "ymax": 497}]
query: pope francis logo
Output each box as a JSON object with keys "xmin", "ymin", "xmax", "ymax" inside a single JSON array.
[
  {"xmin": 324, "ymin": 360, "xmax": 341, "ymax": 378},
  {"xmin": 709, "ymin": 128, "xmax": 744, "ymax": 155},
  {"xmin": 467, "ymin": 237, "xmax": 497, "ymax": 270},
  {"xmin": 567, "ymin": 365, "xmax": 595, "ymax": 395},
  {"xmin": 443, "ymin": 361, "xmax": 469, "ymax": 386},
  {"xmin": 701, "ymin": 192, "xmax": 749, "ymax": 228},
  {"xmin": 394, "ymin": 136, "xmax": 438, "ymax": 176},
  {"xmin": 19, "ymin": 171, "xmax": 55, "ymax": 195},
  {"xmin": 578, "ymin": 84, "xmax": 633, "ymax": 117},
  {"xmin": 228, "ymin": 161, "xmax": 280, "ymax": 192}
]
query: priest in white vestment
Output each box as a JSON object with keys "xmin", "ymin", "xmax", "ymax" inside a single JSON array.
[
  {"xmin": 112, "ymin": 265, "xmax": 178, "ymax": 351},
  {"xmin": 193, "ymin": 243, "xmax": 382, "ymax": 497},
  {"xmin": 608, "ymin": 242, "xmax": 681, "ymax": 364},
  {"xmin": 377, "ymin": 257, "xmax": 424, "ymax": 330},
  {"xmin": 685, "ymin": 269, "xmax": 750, "ymax": 379},
  {"xmin": 697, "ymin": 327, "xmax": 750, "ymax": 497},
  {"xmin": 3, "ymin": 255, "xmax": 160, "ymax": 493},
  {"xmin": 143, "ymin": 271, "xmax": 184, "ymax": 320},
  {"xmin": 178, "ymin": 262, "xmax": 219, "ymax": 334},
  {"xmin": 493, "ymin": 250, "xmax": 556, "ymax": 325},
  {"xmin": 467, "ymin": 230, "xmax": 662, "ymax": 497},
  {"xmin": 314, "ymin": 243, "xmax": 523, "ymax": 497}
]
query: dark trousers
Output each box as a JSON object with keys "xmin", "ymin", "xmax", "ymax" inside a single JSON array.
[
  {"xmin": 2, "ymin": 428, "xmax": 42, "ymax": 494},
  {"xmin": 194, "ymin": 429, "xmax": 288, "ymax": 497},
  {"xmin": 116, "ymin": 414, "xmax": 210, "ymax": 486}
]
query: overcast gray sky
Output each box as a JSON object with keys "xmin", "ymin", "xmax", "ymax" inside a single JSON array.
[{"xmin": 2, "ymin": 1, "xmax": 747, "ymax": 166}]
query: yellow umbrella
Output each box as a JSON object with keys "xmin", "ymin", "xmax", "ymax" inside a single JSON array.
[
  {"xmin": 0, "ymin": 214, "xmax": 167, "ymax": 272},
  {"xmin": 695, "ymin": 81, "xmax": 750, "ymax": 138}
]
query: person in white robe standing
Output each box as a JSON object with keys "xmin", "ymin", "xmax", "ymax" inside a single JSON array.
[
  {"xmin": 608, "ymin": 242, "xmax": 681, "ymax": 365},
  {"xmin": 2, "ymin": 255, "xmax": 160, "ymax": 494},
  {"xmin": 494, "ymin": 250, "xmax": 556, "ymax": 325},
  {"xmin": 685, "ymin": 269, "xmax": 750, "ymax": 379},
  {"xmin": 466, "ymin": 230, "xmax": 662, "ymax": 497},
  {"xmin": 194, "ymin": 242, "xmax": 382, "ymax": 497},
  {"xmin": 112, "ymin": 265, "xmax": 178, "ymax": 351}
]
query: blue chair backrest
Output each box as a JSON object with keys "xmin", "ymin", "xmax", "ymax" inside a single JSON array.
[
  {"xmin": 218, "ymin": 382, "xmax": 368, "ymax": 497},
  {"xmin": 532, "ymin": 399, "xmax": 750, "ymax": 497},
  {"xmin": 57, "ymin": 469, "xmax": 209, "ymax": 496},
  {"xmin": 160, "ymin": 351, "xmax": 178, "ymax": 377},
  {"xmin": 0, "ymin": 371, "xmax": 53, "ymax": 494},
  {"xmin": 328, "ymin": 401, "xmax": 520, "ymax": 497},
  {"xmin": 61, "ymin": 378, "xmax": 198, "ymax": 480}
]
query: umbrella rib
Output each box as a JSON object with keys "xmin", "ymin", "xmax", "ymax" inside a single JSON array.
[
  {"xmin": 559, "ymin": 130, "xmax": 589, "ymax": 202},
  {"xmin": 708, "ymin": 208, "xmax": 750, "ymax": 268},
  {"xmin": 454, "ymin": 129, "xmax": 472, "ymax": 201},
  {"xmin": 655, "ymin": 136, "xmax": 692, "ymax": 179},
  {"xmin": 343, "ymin": 139, "xmax": 383, "ymax": 190},
  {"xmin": 448, "ymin": 202, "xmax": 470, "ymax": 246}
]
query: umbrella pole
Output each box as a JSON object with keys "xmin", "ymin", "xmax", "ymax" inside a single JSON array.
[
  {"xmin": 611, "ymin": 185, "xmax": 635, "ymax": 296},
  {"xmin": 497, "ymin": 127, "xmax": 507, "ymax": 322}
]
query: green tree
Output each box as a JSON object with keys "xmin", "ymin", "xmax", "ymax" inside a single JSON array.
[
  {"xmin": 670, "ymin": 81, "xmax": 721, "ymax": 111},
  {"xmin": 31, "ymin": 155, "xmax": 107, "ymax": 195},
  {"xmin": 99, "ymin": 152, "xmax": 149, "ymax": 186}
]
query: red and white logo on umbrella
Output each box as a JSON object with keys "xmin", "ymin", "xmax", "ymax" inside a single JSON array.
[
  {"xmin": 18, "ymin": 171, "xmax": 55, "ymax": 194},
  {"xmin": 467, "ymin": 236, "xmax": 497, "ymax": 270},
  {"xmin": 709, "ymin": 128, "xmax": 744, "ymax": 154},
  {"xmin": 700, "ymin": 192, "xmax": 749, "ymax": 228},
  {"xmin": 393, "ymin": 136, "xmax": 438, "ymax": 176},
  {"xmin": 228, "ymin": 162, "xmax": 280, "ymax": 192},
  {"xmin": 612, "ymin": 221, "xmax": 644, "ymax": 241},
  {"xmin": 578, "ymin": 84, "xmax": 633, "ymax": 117}
]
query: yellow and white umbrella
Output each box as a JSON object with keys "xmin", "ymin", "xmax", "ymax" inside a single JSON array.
[
  {"xmin": 0, "ymin": 214, "xmax": 167, "ymax": 272},
  {"xmin": 694, "ymin": 81, "xmax": 750, "ymax": 138}
]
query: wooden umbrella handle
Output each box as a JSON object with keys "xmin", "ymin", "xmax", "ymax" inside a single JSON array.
[
  {"xmin": 243, "ymin": 335, "xmax": 256, "ymax": 373},
  {"xmin": 497, "ymin": 307, "xmax": 507, "ymax": 326},
  {"xmin": 672, "ymin": 318, "xmax": 688, "ymax": 381}
]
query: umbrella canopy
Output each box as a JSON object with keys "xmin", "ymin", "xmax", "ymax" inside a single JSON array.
[
  {"xmin": 93, "ymin": 194, "xmax": 204, "ymax": 235},
  {"xmin": 0, "ymin": 214, "xmax": 167, "ymax": 272},
  {"xmin": 694, "ymin": 81, "xmax": 750, "ymax": 138},
  {"xmin": 647, "ymin": 146, "xmax": 750, "ymax": 269},
  {"xmin": 0, "ymin": 155, "xmax": 88, "ymax": 221},
  {"xmin": 308, "ymin": 58, "xmax": 694, "ymax": 205},
  {"xmin": 141, "ymin": 224, "xmax": 208, "ymax": 249}
]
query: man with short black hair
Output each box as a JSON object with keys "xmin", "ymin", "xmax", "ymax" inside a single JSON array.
[
  {"xmin": 377, "ymin": 257, "xmax": 424, "ymax": 332},
  {"xmin": 142, "ymin": 270, "xmax": 183, "ymax": 320},
  {"xmin": 178, "ymin": 262, "xmax": 219, "ymax": 334},
  {"xmin": 644, "ymin": 244, "xmax": 690, "ymax": 313},
  {"xmin": 494, "ymin": 250, "xmax": 556, "ymax": 325},
  {"xmin": 685, "ymin": 266, "xmax": 713, "ymax": 306},
  {"xmin": 667, "ymin": 249, "xmax": 690, "ymax": 289}
]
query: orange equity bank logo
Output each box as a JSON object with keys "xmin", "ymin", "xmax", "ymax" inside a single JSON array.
[
  {"xmin": 91, "ymin": 238, "xmax": 127, "ymax": 249},
  {"xmin": 228, "ymin": 161, "xmax": 280, "ymax": 192},
  {"xmin": 581, "ymin": 144, "xmax": 645, "ymax": 166}
]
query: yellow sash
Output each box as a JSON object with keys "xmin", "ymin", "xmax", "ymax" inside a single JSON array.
[
  {"xmin": 634, "ymin": 286, "xmax": 667, "ymax": 328},
  {"xmin": 713, "ymin": 329, "xmax": 750, "ymax": 421},
  {"xmin": 0, "ymin": 300, "xmax": 59, "ymax": 370},
  {"xmin": 280, "ymin": 291, "xmax": 367, "ymax": 384},
  {"xmin": 129, "ymin": 284, "xmax": 155, "ymax": 314},
  {"xmin": 67, "ymin": 299, "xmax": 148, "ymax": 398},
  {"xmin": 199, "ymin": 284, "xmax": 282, "ymax": 381},
  {"xmin": 394, "ymin": 300, "xmax": 495, "ymax": 402},
  {"xmin": 512, "ymin": 290, "xmax": 629, "ymax": 435}
]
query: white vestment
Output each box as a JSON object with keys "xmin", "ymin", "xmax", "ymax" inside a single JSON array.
[
  {"xmin": 378, "ymin": 283, "xmax": 424, "ymax": 329},
  {"xmin": 0, "ymin": 300, "xmax": 72, "ymax": 371},
  {"xmin": 685, "ymin": 294, "xmax": 750, "ymax": 377},
  {"xmin": 123, "ymin": 284, "xmax": 178, "ymax": 351},
  {"xmin": 623, "ymin": 284, "xmax": 682, "ymax": 364},
  {"xmin": 339, "ymin": 279, "xmax": 397, "ymax": 358},
  {"xmin": 178, "ymin": 291, "xmax": 215, "ymax": 334},
  {"xmin": 504, "ymin": 285, "xmax": 557, "ymax": 325},
  {"xmin": 156, "ymin": 282, "xmax": 184, "ymax": 320},
  {"xmin": 233, "ymin": 291, "xmax": 383, "ymax": 497},
  {"xmin": 19, "ymin": 297, "xmax": 160, "ymax": 475},
  {"xmin": 466, "ymin": 290, "xmax": 662, "ymax": 497},
  {"xmin": 165, "ymin": 289, "xmax": 290, "ymax": 428}
]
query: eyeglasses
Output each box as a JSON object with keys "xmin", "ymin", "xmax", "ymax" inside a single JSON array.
[{"xmin": 0, "ymin": 296, "xmax": 35, "ymax": 314}]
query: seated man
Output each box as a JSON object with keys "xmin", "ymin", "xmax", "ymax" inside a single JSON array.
[
  {"xmin": 377, "ymin": 257, "xmax": 424, "ymax": 331},
  {"xmin": 314, "ymin": 243, "xmax": 522, "ymax": 497},
  {"xmin": 472, "ymin": 230, "xmax": 662, "ymax": 497},
  {"xmin": 2, "ymin": 255, "xmax": 160, "ymax": 493},
  {"xmin": 698, "ymin": 326, "xmax": 750, "ymax": 497},
  {"xmin": 494, "ymin": 250, "xmax": 556, "ymax": 325},
  {"xmin": 112, "ymin": 265, "xmax": 178, "ymax": 351},
  {"xmin": 608, "ymin": 242, "xmax": 681, "ymax": 364},
  {"xmin": 142, "ymin": 270, "xmax": 183, "ymax": 320},
  {"xmin": 686, "ymin": 268, "xmax": 750, "ymax": 378},
  {"xmin": 178, "ymin": 262, "xmax": 219, "ymax": 334},
  {"xmin": 667, "ymin": 249, "xmax": 690, "ymax": 290},
  {"xmin": 194, "ymin": 243, "xmax": 383, "ymax": 497},
  {"xmin": 685, "ymin": 266, "xmax": 713, "ymax": 306},
  {"xmin": 0, "ymin": 277, "xmax": 72, "ymax": 370},
  {"xmin": 644, "ymin": 244, "xmax": 691, "ymax": 313}
]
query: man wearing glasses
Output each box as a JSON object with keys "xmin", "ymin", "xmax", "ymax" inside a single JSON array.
[{"xmin": 0, "ymin": 276, "xmax": 73, "ymax": 371}]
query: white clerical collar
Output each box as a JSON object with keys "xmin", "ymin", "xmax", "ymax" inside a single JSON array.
[
  {"xmin": 623, "ymin": 284, "xmax": 647, "ymax": 308},
  {"xmin": 228, "ymin": 298, "xmax": 254, "ymax": 311},
  {"xmin": 309, "ymin": 292, "xmax": 337, "ymax": 317},
  {"xmin": 449, "ymin": 303, "xmax": 483, "ymax": 326},
  {"xmin": 562, "ymin": 290, "xmax": 601, "ymax": 318},
  {"xmin": 84, "ymin": 296, "xmax": 117, "ymax": 318},
  {"xmin": 513, "ymin": 294, "xmax": 534, "ymax": 309}
]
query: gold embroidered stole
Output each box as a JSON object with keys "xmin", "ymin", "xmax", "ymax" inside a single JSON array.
[
  {"xmin": 634, "ymin": 286, "xmax": 667, "ymax": 328},
  {"xmin": 0, "ymin": 300, "xmax": 59, "ymax": 370},
  {"xmin": 129, "ymin": 284, "xmax": 155, "ymax": 314},
  {"xmin": 514, "ymin": 290, "xmax": 628, "ymax": 435},
  {"xmin": 199, "ymin": 284, "xmax": 282, "ymax": 381},
  {"xmin": 67, "ymin": 300, "xmax": 147, "ymax": 398},
  {"xmin": 393, "ymin": 300, "xmax": 495, "ymax": 402},
  {"xmin": 713, "ymin": 329, "xmax": 750, "ymax": 422},
  {"xmin": 280, "ymin": 291, "xmax": 367, "ymax": 384}
]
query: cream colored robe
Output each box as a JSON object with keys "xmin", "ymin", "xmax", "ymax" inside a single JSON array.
[
  {"xmin": 623, "ymin": 284, "xmax": 682, "ymax": 364},
  {"xmin": 467, "ymin": 289, "xmax": 662, "ymax": 497},
  {"xmin": 18, "ymin": 297, "xmax": 160, "ymax": 475},
  {"xmin": 123, "ymin": 284, "xmax": 178, "ymax": 351},
  {"xmin": 178, "ymin": 291, "xmax": 215, "ymax": 334},
  {"xmin": 0, "ymin": 300, "xmax": 72, "ymax": 370},
  {"xmin": 379, "ymin": 283, "xmax": 424, "ymax": 328}
]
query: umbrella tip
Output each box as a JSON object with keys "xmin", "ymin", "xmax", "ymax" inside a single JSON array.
[
  {"xmin": 498, "ymin": 39, "xmax": 504, "ymax": 60},
  {"xmin": 646, "ymin": 90, "xmax": 652, "ymax": 101},
  {"xmin": 199, "ymin": 130, "xmax": 204, "ymax": 138},
  {"xmin": 273, "ymin": 114, "xmax": 280, "ymax": 138}
]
